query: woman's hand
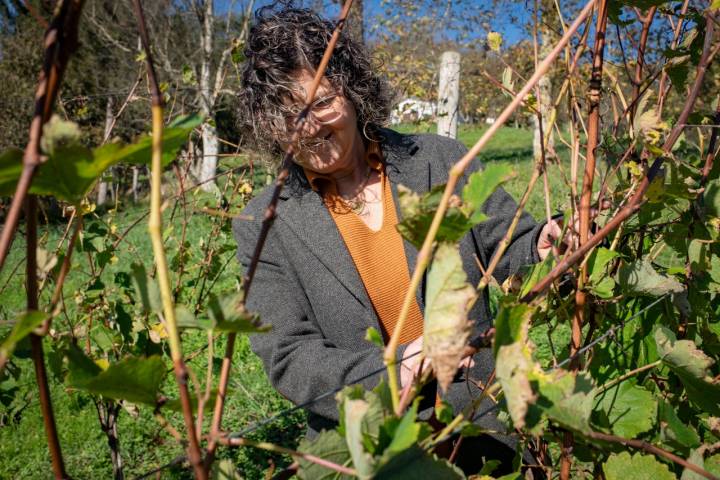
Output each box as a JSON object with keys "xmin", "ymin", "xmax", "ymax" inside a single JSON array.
[
  {"xmin": 399, "ymin": 337, "xmax": 475, "ymax": 388},
  {"xmin": 536, "ymin": 204, "xmax": 608, "ymax": 261}
]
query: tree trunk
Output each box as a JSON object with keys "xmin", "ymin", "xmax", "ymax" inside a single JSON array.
[
  {"xmin": 198, "ymin": 0, "xmax": 218, "ymax": 192},
  {"xmin": 131, "ymin": 167, "xmax": 139, "ymax": 203},
  {"xmin": 437, "ymin": 51, "xmax": 461, "ymax": 139},
  {"xmin": 97, "ymin": 96, "xmax": 114, "ymax": 206}
]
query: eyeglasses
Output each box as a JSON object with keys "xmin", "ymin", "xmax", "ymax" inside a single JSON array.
[{"xmin": 281, "ymin": 91, "xmax": 344, "ymax": 138}]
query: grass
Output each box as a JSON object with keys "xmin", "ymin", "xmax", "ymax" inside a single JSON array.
[
  {"xmin": 396, "ymin": 122, "xmax": 577, "ymax": 220},
  {"xmin": 0, "ymin": 123, "xmax": 568, "ymax": 479}
]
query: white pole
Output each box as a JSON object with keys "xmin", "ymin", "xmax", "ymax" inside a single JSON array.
[{"xmin": 437, "ymin": 51, "xmax": 460, "ymax": 139}]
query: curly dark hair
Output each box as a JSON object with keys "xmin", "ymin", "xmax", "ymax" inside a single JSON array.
[{"xmin": 237, "ymin": 5, "xmax": 394, "ymax": 160}]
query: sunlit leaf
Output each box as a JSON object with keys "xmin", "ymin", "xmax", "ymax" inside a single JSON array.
[
  {"xmin": 654, "ymin": 326, "xmax": 720, "ymax": 415},
  {"xmin": 130, "ymin": 263, "xmax": 162, "ymax": 313},
  {"xmin": 0, "ymin": 115, "xmax": 201, "ymax": 204},
  {"xmin": 375, "ymin": 445, "xmax": 464, "ymax": 479},
  {"xmin": 396, "ymin": 184, "xmax": 473, "ymax": 249},
  {"xmin": 534, "ymin": 370, "xmax": 595, "ymax": 434},
  {"xmin": 0, "ymin": 311, "xmax": 48, "ymax": 366},
  {"xmin": 423, "ymin": 243, "xmax": 476, "ymax": 391},
  {"xmin": 603, "ymin": 451, "xmax": 675, "ymax": 480},
  {"xmin": 594, "ymin": 379, "xmax": 657, "ymax": 438},
  {"xmin": 206, "ymin": 292, "xmax": 268, "ymax": 333},
  {"xmin": 210, "ymin": 459, "xmax": 242, "ymax": 480},
  {"xmin": 462, "ymin": 164, "xmax": 515, "ymax": 224},
  {"xmin": 297, "ymin": 430, "xmax": 353, "ymax": 480},
  {"xmin": 618, "ymin": 259, "xmax": 684, "ymax": 297},
  {"xmin": 493, "ymin": 301, "xmax": 538, "ymax": 429},
  {"xmin": 487, "ymin": 31, "xmax": 502, "ymax": 52},
  {"xmin": 66, "ymin": 345, "xmax": 166, "ymax": 405},
  {"xmin": 342, "ymin": 396, "xmax": 376, "ymax": 478}
]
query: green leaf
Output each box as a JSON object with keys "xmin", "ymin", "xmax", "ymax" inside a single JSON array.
[
  {"xmin": 206, "ymin": 292, "xmax": 268, "ymax": 333},
  {"xmin": 534, "ymin": 370, "xmax": 595, "ymax": 434},
  {"xmin": 618, "ymin": 259, "xmax": 684, "ymax": 297},
  {"xmin": 462, "ymin": 164, "xmax": 515, "ymax": 224},
  {"xmin": 384, "ymin": 401, "xmax": 421, "ymax": 457},
  {"xmin": 658, "ymin": 400, "xmax": 700, "ymax": 449},
  {"xmin": 594, "ymin": 379, "xmax": 657, "ymax": 438},
  {"xmin": 130, "ymin": 263, "xmax": 162, "ymax": 313},
  {"xmin": 493, "ymin": 301, "xmax": 535, "ymax": 357},
  {"xmin": 210, "ymin": 459, "xmax": 242, "ymax": 480},
  {"xmin": 396, "ymin": 184, "xmax": 473, "ymax": 249},
  {"xmin": 423, "ymin": 243, "xmax": 476, "ymax": 391},
  {"xmin": 66, "ymin": 347, "xmax": 166, "ymax": 405},
  {"xmin": 297, "ymin": 429, "xmax": 353, "ymax": 480},
  {"xmin": 494, "ymin": 301, "xmax": 538, "ymax": 429},
  {"xmin": 365, "ymin": 327, "xmax": 384, "ymax": 347},
  {"xmin": 587, "ymin": 248, "xmax": 619, "ymax": 298},
  {"xmin": 92, "ymin": 114, "xmax": 202, "ymax": 170},
  {"xmin": 0, "ymin": 115, "xmax": 201, "ymax": 204},
  {"xmin": 703, "ymin": 179, "xmax": 720, "ymax": 218},
  {"xmin": 654, "ymin": 326, "xmax": 720, "ymax": 415},
  {"xmin": 0, "ymin": 148, "xmax": 23, "ymax": 196},
  {"xmin": 374, "ymin": 445, "xmax": 464, "ymax": 479},
  {"xmin": 342, "ymin": 396, "xmax": 376, "ymax": 478},
  {"xmin": 0, "ymin": 311, "xmax": 48, "ymax": 365},
  {"xmin": 603, "ymin": 452, "xmax": 675, "ymax": 480}
]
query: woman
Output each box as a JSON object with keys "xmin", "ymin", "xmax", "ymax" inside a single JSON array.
[{"xmin": 234, "ymin": 5, "xmax": 562, "ymax": 473}]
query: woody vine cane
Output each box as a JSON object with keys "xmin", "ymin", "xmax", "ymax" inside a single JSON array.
[{"xmin": 131, "ymin": 0, "xmax": 206, "ymax": 478}]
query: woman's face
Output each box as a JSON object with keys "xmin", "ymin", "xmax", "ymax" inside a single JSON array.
[{"xmin": 277, "ymin": 70, "xmax": 362, "ymax": 175}]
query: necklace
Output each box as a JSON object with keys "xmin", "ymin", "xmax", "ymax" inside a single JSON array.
[{"xmin": 343, "ymin": 166, "xmax": 374, "ymax": 215}]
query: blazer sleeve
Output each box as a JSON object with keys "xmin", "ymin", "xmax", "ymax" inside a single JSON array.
[
  {"xmin": 232, "ymin": 210, "xmax": 406, "ymax": 422},
  {"xmin": 446, "ymin": 139, "xmax": 544, "ymax": 284}
]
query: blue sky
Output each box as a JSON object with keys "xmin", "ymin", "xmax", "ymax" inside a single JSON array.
[{"xmin": 216, "ymin": 0, "xmax": 533, "ymax": 45}]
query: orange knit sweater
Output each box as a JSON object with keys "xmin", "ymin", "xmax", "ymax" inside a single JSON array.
[{"xmin": 304, "ymin": 144, "xmax": 424, "ymax": 344}]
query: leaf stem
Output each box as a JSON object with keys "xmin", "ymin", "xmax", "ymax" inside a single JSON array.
[{"xmin": 219, "ymin": 436, "xmax": 358, "ymax": 477}]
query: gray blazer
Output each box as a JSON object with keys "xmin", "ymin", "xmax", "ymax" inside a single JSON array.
[{"xmin": 233, "ymin": 128, "xmax": 543, "ymax": 438}]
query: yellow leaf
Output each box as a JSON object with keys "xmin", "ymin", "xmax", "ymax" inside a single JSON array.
[
  {"xmin": 423, "ymin": 243, "xmax": 476, "ymax": 392},
  {"xmin": 487, "ymin": 31, "xmax": 503, "ymax": 52}
]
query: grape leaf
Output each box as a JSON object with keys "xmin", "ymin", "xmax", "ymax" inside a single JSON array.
[
  {"xmin": 461, "ymin": 164, "xmax": 515, "ymax": 224},
  {"xmin": 534, "ymin": 370, "xmax": 595, "ymax": 435},
  {"xmin": 658, "ymin": 400, "xmax": 700, "ymax": 449},
  {"xmin": 603, "ymin": 452, "xmax": 675, "ymax": 480},
  {"xmin": 374, "ymin": 445, "xmax": 464, "ymax": 479},
  {"xmin": 297, "ymin": 430, "xmax": 353, "ymax": 480},
  {"xmin": 618, "ymin": 259, "xmax": 684, "ymax": 297},
  {"xmin": 66, "ymin": 346, "xmax": 166, "ymax": 405},
  {"xmin": 654, "ymin": 326, "xmax": 720, "ymax": 416},
  {"xmin": 423, "ymin": 243, "xmax": 476, "ymax": 392},
  {"xmin": 494, "ymin": 301, "xmax": 538, "ymax": 429},
  {"xmin": 0, "ymin": 311, "xmax": 48, "ymax": 367},
  {"xmin": 594, "ymin": 379, "xmax": 657, "ymax": 438},
  {"xmin": 396, "ymin": 184, "xmax": 473, "ymax": 249}
]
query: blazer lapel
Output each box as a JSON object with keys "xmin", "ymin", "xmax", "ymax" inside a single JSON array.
[
  {"xmin": 278, "ymin": 188, "xmax": 373, "ymax": 310},
  {"xmin": 382, "ymin": 130, "xmax": 429, "ymax": 311}
]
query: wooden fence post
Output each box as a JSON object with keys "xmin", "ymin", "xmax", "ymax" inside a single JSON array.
[{"xmin": 437, "ymin": 50, "xmax": 461, "ymax": 139}]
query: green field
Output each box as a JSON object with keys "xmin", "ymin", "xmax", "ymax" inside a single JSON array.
[{"xmin": 0, "ymin": 124, "xmax": 565, "ymax": 479}]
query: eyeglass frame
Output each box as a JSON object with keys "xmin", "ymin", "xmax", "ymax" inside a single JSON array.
[{"xmin": 278, "ymin": 88, "xmax": 345, "ymax": 142}]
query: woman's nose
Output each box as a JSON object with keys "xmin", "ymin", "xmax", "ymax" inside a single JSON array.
[{"xmin": 299, "ymin": 113, "xmax": 322, "ymax": 138}]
